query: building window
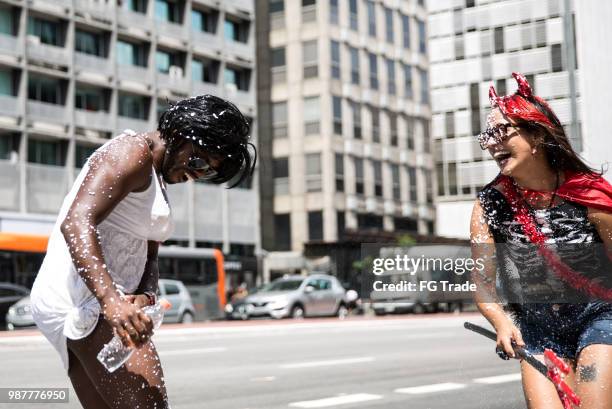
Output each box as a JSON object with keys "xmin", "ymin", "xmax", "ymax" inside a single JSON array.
[
  {"xmin": 155, "ymin": 0, "xmax": 182, "ymax": 23},
  {"xmin": 437, "ymin": 163, "xmax": 445, "ymax": 196},
  {"xmin": 335, "ymin": 153, "xmax": 344, "ymax": 192},
  {"xmin": 419, "ymin": 68, "xmax": 429, "ymax": 104},
  {"xmin": 28, "ymin": 75, "xmax": 64, "ymax": 105},
  {"xmin": 535, "ymin": 19, "xmax": 546, "ymax": 47},
  {"xmin": 368, "ymin": 53, "xmax": 378, "ymax": 89},
  {"xmin": 124, "ymin": 0, "xmax": 147, "ymax": 13},
  {"xmin": 303, "ymin": 40, "xmax": 318, "ymax": 78},
  {"xmin": 455, "ymin": 34, "xmax": 465, "ymax": 60},
  {"xmin": 384, "ymin": 7, "xmax": 394, "ymax": 43},
  {"xmin": 354, "ymin": 157, "xmax": 364, "ymax": 195},
  {"xmin": 391, "ymin": 164, "xmax": 400, "ymax": 200},
  {"xmin": 332, "ymin": 96, "xmax": 342, "ymax": 135},
  {"xmin": 274, "ymin": 213, "xmax": 292, "ymax": 251},
  {"xmin": 271, "ymin": 46, "xmax": 286, "ymax": 83},
  {"xmin": 225, "ymin": 66, "xmax": 250, "ymax": 91},
  {"xmin": 551, "ymin": 44, "xmax": 563, "ymax": 72},
  {"xmin": 403, "ymin": 64, "xmax": 413, "ymax": 99},
  {"xmin": 272, "ymin": 101, "xmax": 288, "ymax": 138},
  {"xmin": 445, "ymin": 111, "xmax": 455, "ymax": 138},
  {"xmin": 118, "ymin": 93, "xmax": 149, "ymax": 119},
  {"xmin": 308, "ymin": 211, "xmax": 323, "ymax": 241},
  {"xmin": 0, "ymin": 68, "xmax": 15, "ymax": 96},
  {"xmin": 495, "ymin": 79, "xmax": 506, "ymax": 96},
  {"xmin": 75, "ymin": 29, "xmax": 106, "ymax": 57},
  {"xmin": 423, "ymin": 168, "xmax": 433, "ymax": 203},
  {"xmin": 394, "ymin": 217, "xmax": 417, "ymax": 232},
  {"xmin": 349, "ymin": 0, "xmax": 358, "ymax": 31},
  {"xmin": 75, "ymin": 144, "xmax": 98, "ymax": 168},
  {"xmin": 330, "ymin": 0, "xmax": 338, "ymax": 24},
  {"xmin": 407, "ymin": 166, "xmax": 417, "ymax": 202},
  {"xmin": 358, "ymin": 213, "xmax": 383, "ymax": 230},
  {"xmin": 351, "ymin": 101, "xmax": 362, "ymax": 139},
  {"xmin": 305, "ymin": 152, "xmax": 322, "ymax": 192},
  {"xmin": 269, "ymin": 0, "xmax": 284, "ymax": 14},
  {"xmin": 331, "ymin": 40, "xmax": 341, "ymax": 79},
  {"xmin": 466, "ymin": 0, "xmax": 475, "ymax": 7},
  {"xmin": 371, "ymin": 106, "xmax": 380, "ymax": 143},
  {"xmin": 389, "ymin": 112, "xmax": 398, "ymax": 146},
  {"xmin": 448, "ymin": 162, "xmax": 458, "ymax": 195},
  {"xmin": 75, "ymin": 86, "xmax": 107, "ymax": 111},
  {"xmin": 224, "ymin": 16, "xmax": 249, "ymax": 43},
  {"xmin": 304, "ymin": 96, "xmax": 320, "ymax": 134},
  {"xmin": 526, "ymin": 74, "xmax": 536, "ymax": 93},
  {"xmin": 302, "ymin": 0, "xmax": 317, "ymax": 23},
  {"xmin": 494, "ymin": 26, "xmax": 504, "ymax": 54},
  {"xmin": 386, "ymin": 58, "xmax": 396, "ymax": 95},
  {"xmin": 155, "ymin": 49, "xmax": 183, "ymax": 74},
  {"xmin": 402, "ymin": 14, "xmax": 410, "ymax": 49},
  {"xmin": 337, "ymin": 211, "xmax": 346, "ymax": 239},
  {"xmin": 422, "ymin": 119, "xmax": 431, "ymax": 153},
  {"xmin": 373, "ymin": 160, "xmax": 383, "ymax": 197},
  {"xmin": 191, "ymin": 8, "xmax": 217, "ymax": 33},
  {"xmin": 470, "ymin": 82, "xmax": 480, "ymax": 135},
  {"xmin": 418, "ymin": 20, "xmax": 426, "ymax": 53},
  {"xmin": 117, "ymin": 40, "xmax": 147, "ymax": 67},
  {"xmin": 349, "ymin": 46, "xmax": 360, "ymax": 85},
  {"xmin": 28, "ymin": 16, "xmax": 63, "ymax": 46},
  {"xmin": 28, "ymin": 139, "xmax": 64, "ymax": 166},
  {"xmin": 0, "ymin": 6, "xmax": 15, "ymax": 36},
  {"xmin": 367, "ymin": 1, "xmax": 376, "ymax": 37},
  {"xmin": 406, "ymin": 117, "xmax": 415, "ymax": 151},
  {"xmin": 273, "ymin": 157, "xmax": 289, "ymax": 195},
  {"xmin": 192, "ymin": 57, "xmax": 219, "ymax": 83}
]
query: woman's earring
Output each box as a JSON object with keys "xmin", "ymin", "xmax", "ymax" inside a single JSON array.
[{"xmin": 532, "ymin": 148, "xmax": 537, "ymax": 155}]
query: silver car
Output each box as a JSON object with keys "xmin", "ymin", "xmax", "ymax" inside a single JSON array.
[
  {"xmin": 6, "ymin": 296, "xmax": 35, "ymax": 330},
  {"xmin": 158, "ymin": 279, "xmax": 196, "ymax": 324},
  {"xmin": 227, "ymin": 274, "xmax": 348, "ymax": 320}
]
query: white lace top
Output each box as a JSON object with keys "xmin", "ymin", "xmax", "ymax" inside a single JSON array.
[{"xmin": 30, "ymin": 130, "xmax": 174, "ymax": 371}]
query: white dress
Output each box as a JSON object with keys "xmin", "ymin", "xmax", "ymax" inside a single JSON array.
[{"xmin": 30, "ymin": 131, "xmax": 174, "ymax": 372}]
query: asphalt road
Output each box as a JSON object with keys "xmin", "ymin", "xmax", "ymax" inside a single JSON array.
[{"xmin": 0, "ymin": 314, "xmax": 526, "ymax": 409}]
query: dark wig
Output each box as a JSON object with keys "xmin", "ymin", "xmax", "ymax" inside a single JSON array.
[{"xmin": 158, "ymin": 94, "xmax": 257, "ymax": 188}]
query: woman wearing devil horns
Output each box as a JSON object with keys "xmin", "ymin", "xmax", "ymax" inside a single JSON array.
[{"xmin": 470, "ymin": 73, "xmax": 612, "ymax": 409}]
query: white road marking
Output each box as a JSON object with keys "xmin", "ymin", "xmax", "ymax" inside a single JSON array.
[
  {"xmin": 158, "ymin": 347, "xmax": 227, "ymax": 356},
  {"xmin": 473, "ymin": 373, "xmax": 522, "ymax": 384},
  {"xmin": 280, "ymin": 356, "xmax": 375, "ymax": 369},
  {"xmin": 394, "ymin": 382, "xmax": 467, "ymax": 394},
  {"xmin": 288, "ymin": 393, "xmax": 383, "ymax": 408}
]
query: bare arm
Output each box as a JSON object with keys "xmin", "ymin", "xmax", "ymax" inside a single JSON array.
[
  {"xmin": 588, "ymin": 207, "xmax": 612, "ymax": 247},
  {"xmin": 470, "ymin": 198, "xmax": 524, "ymax": 357},
  {"xmin": 60, "ymin": 136, "xmax": 154, "ymax": 346}
]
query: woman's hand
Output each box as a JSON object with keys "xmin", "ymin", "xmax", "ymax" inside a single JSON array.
[
  {"xmin": 123, "ymin": 294, "xmax": 152, "ymax": 309},
  {"xmin": 101, "ymin": 296, "xmax": 153, "ymax": 348},
  {"xmin": 495, "ymin": 320, "xmax": 525, "ymax": 359}
]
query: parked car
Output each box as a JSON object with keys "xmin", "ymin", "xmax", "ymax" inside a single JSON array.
[
  {"xmin": 225, "ymin": 274, "xmax": 348, "ymax": 320},
  {"xmin": 6, "ymin": 296, "xmax": 35, "ymax": 330},
  {"xmin": 0, "ymin": 283, "xmax": 30, "ymax": 329},
  {"xmin": 158, "ymin": 279, "xmax": 196, "ymax": 324}
]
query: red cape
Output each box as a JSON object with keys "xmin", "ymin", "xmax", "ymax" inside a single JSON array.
[{"xmin": 498, "ymin": 171, "xmax": 612, "ymax": 213}]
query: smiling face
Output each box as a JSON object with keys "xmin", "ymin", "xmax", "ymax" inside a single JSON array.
[
  {"xmin": 161, "ymin": 140, "xmax": 223, "ymax": 184},
  {"xmin": 484, "ymin": 108, "xmax": 541, "ymax": 177}
]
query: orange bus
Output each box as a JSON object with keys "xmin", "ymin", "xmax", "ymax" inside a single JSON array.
[{"xmin": 0, "ymin": 232, "xmax": 227, "ymax": 320}]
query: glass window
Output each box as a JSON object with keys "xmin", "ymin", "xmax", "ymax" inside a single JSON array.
[
  {"xmin": 494, "ymin": 26, "xmax": 504, "ymax": 54},
  {"xmin": 28, "ymin": 17, "xmax": 62, "ymax": 46},
  {"xmin": 391, "ymin": 164, "xmax": 400, "ymax": 200},
  {"xmin": 273, "ymin": 157, "xmax": 289, "ymax": 178},
  {"xmin": 155, "ymin": 0, "xmax": 181, "ymax": 23},
  {"xmin": 75, "ymin": 144, "xmax": 98, "ymax": 168},
  {"xmin": 126, "ymin": 0, "xmax": 147, "ymax": 13},
  {"xmin": 191, "ymin": 59, "xmax": 203, "ymax": 82},
  {"xmin": 419, "ymin": 68, "xmax": 428, "ymax": 104},
  {"xmin": 303, "ymin": 40, "xmax": 318, "ymax": 78},
  {"xmin": 354, "ymin": 157, "xmax": 364, "ymax": 195},
  {"xmin": 337, "ymin": 211, "xmax": 345, "ymax": 238},
  {"xmin": 118, "ymin": 93, "xmax": 148, "ymax": 119},
  {"xmin": 373, "ymin": 160, "xmax": 383, "ymax": 197},
  {"xmin": 386, "ymin": 58, "xmax": 396, "ymax": 95},
  {"xmin": 406, "ymin": 115, "xmax": 415, "ymax": 150},
  {"xmin": 389, "ymin": 112, "xmax": 398, "ymax": 146},
  {"xmin": 330, "ymin": 0, "xmax": 338, "ymax": 24},
  {"xmin": 117, "ymin": 40, "xmax": 146, "ymax": 66},
  {"xmin": 402, "ymin": 14, "xmax": 410, "ymax": 49},
  {"xmin": 224, "ymin": 18, "xmax": 248, "ymax": 42},
  {"xmin": 403, "ymin": 63, "xmax": 413, "ymax": 99},
  {"xmin": 75, "ymin": 30, "xmax": 105, "ymax": 57},
  {"xmin": 0, "ymin": 68, "xmax": 13, "ymax": 96},
  {"xmin": 305, "ymin": 152, "xmax": 321, "ymax": 192},
  {"xmin": 274, "ymin": 214, "xmax": 291, "ymax": 251},
  {"xmin": 332, "ymin": 96, "xmax": 342, "ymax": 135},
  {"xmin": 75, "ymin": 87, "xmax": 105, "ymax": 111},
  {"xmin": 331, "ymin": 40, "xmax": 340, "ymax": 79},
  {"xmin": 271, "ymin": 47, "xmax": 286, "ymax": 67},
  {"xmin": 368, "ymin": 53, "xmax": 378, "ymax": 89},
  {"xmin": 304, "ymin": 96, "xmax": 320, "ymax": 134},
  {"xmin": 270, "ymin": 0, "xmax": 284, "ymax": 13},
  {"xmin": 418, "ymin": 20, "xmax": 426, "ymax": 53},
  {"xmin": 28, "ymin": 139, "xmax": 63, "ymax": 165},
  {"xmin": 272, "ymin": 101, "xmax": 288, "ymax": 138},
  {"xmin": 384, "ymin": 8, "xmax": 393, "ymax": 43},
  {"xmin": 351, "ymin": 101, "xmax": 362, "ymax": 139},
  {"xmin": 0, "ymin": 6, "xmax": 14, "ymax": 35},
  {"xmin": 308, "ymin": 211, "xmax": 323, "ymax": 241},
  {"xmin": 551, "ymin": 44, "xmax": 563, "ymax": 72},
  {"xmin": 349, "ymin": 0, "xmax": 358, "ymax": 30},
  {"xmin": 28, "ymin": 75, "xmax": 63, "ymax": 104},
  {"xmin": 156, "ymin": 50, "xmax": 171, "ymax": 73},
  {"xmin": 367, "ymin": 1, "xmax": 376, "ymax": 37},
  {"xmin": 371, "ymin": 106, "xmax": 380, "ymax": 143},
  {"xmin": 407, "ymin": 166, "xmax": 417, "ymax": 201},
  {"xmin": 335, "ymin": 153, "xmax": 344, "ymax": 192},
  {"xmin": 225, "ymin": 67, "xmax": 250, "ymax": 91},
  {"xmin": 349, "ymin": 46, "xmax": 359, "ymax": 85}
]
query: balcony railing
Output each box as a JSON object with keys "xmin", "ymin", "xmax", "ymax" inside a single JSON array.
[
  {"xmin": 157, "ymin": 72, "xmax": 189, "ymax": 93},
  {"xmin": 26, "ymin": 41, "xmax": 70, "ymax": 66},
  {"xmin": 225, "ymin": 40, "xmax": 254, "ymax": 61},
  {"xmin": 117, "ymin": 64, "xmax": 152, "ymax": 84},
  {"xmin": 27, "ymin": 101, "xmax": 69, "ymax": 124},
  {"xmin": 227, "ymin": 0, "xmax": 254, "ymax": 13},
  {"xmin": 0, "ymin": 95, "xmax": 22, "ymax": 117},
  {"xmin": 76, "ymin": 0, "xmax": 115, "ymax": 19},
  {"xmin": 225, "ymin": 88, "xmax": 254, "ymax": 108},
  {"xmin": 0, "ymin": 159, "xmax": 20, "ymax": 212},
  {"xmin": 75, "ymin": 52, "xmax": 113, "ymax": 76},
  {"xmin": 192, "ymin": 30, "xmax": 221, "ymax": 52},
  {"xmin": 26, "ymin": 163, "xmax": 69, "ymax": 214},
  {"xmin": 0, "ymin": 33, "xmax": 22, "ymax": 59},
  {"xmin": 157, "ymin": 20, "xmax": 187, "ymax": 40},
  {"xmin": 118, "ymin": 9, "xmax": 152, "ymax": 31},
  {"xmin": 192, "ymin": 81, "xmax": 220, "ymax": 97},
  {"xmin": 75, "ymin": 109, "xmax": 113, "ymax": 131},
  {"xmin": 117, "ymin": 116, "xmax": 149, "ymax": 133}
]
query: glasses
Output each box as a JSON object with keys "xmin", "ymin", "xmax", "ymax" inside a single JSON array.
[
  {"xmin": 187, "ymin": 145, "xmax": 218, "ymax": 180},
  {"xmin": 476, "ymin": 123, "xmax": 519, "ymax": 150}
]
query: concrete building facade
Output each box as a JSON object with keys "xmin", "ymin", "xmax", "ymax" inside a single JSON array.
[
  {"xmin": 256, "ymin": 0, "xmax": 434, "ymax": 278},
  {"xmin": 0, "ymin": 0, "xmax": 260, "ymax": 287}
]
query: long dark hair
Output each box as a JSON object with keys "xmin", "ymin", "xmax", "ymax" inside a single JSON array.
[{"xmin": 158, "ymin": 95, "xmax": 257, "ymax": 188}]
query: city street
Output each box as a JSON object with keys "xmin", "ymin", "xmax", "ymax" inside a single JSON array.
[{"xmin": 0, "ymin": 314, "xmax": 526, "ymax": 409}]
